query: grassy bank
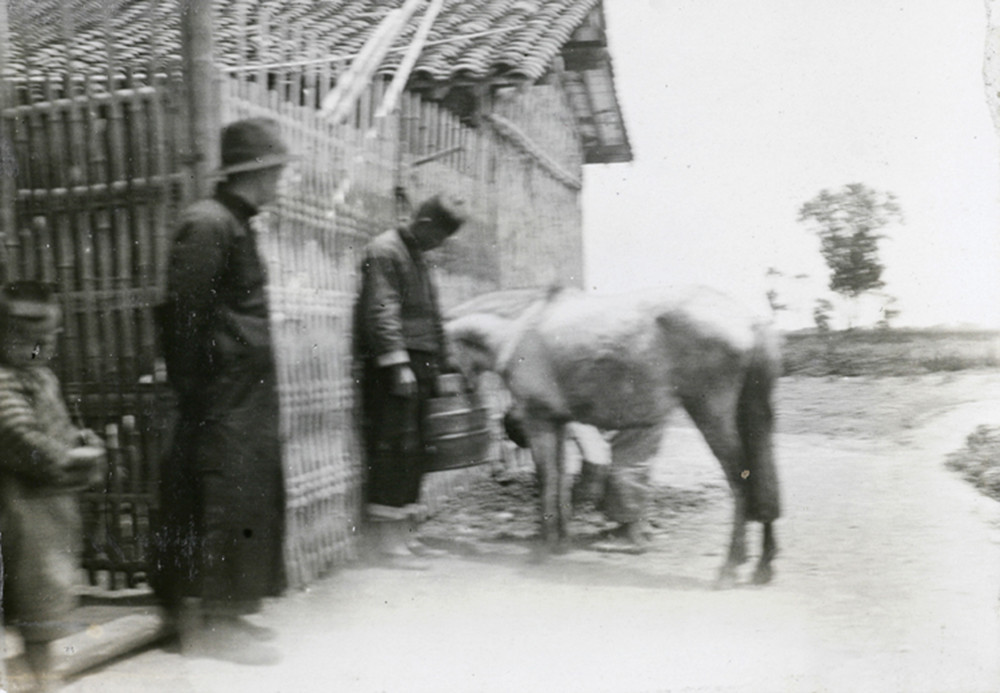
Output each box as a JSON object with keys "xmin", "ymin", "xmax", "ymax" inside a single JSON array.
[
  {"xmin": 779, "ymin": 332, "xmax": 1000, "ymax": 503},
  {"xmin": 946, "ymin": 425, "xmax": 1000, "ymax": 503},
  {"xmin": 782, "ymin": 328, "xmax": 1000, "ymax": 377}
]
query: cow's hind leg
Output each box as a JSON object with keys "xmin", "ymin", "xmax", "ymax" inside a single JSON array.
[
  {"xmin": 737, "ymin": 349, "xmax": 779, "ymax": 586},
  {"xmin": 684, "ymin": 392, "xmax": 750, "ymax": 588},
  {"xmin": 555, "ymin": 424, "xmax": 572, "ymax": 548},
  {"xmin": 752, "ymin": 522, "xmax": 777, "ymax": 585},
  {"xmin": 718, "ymin": 487, "xmax": 749, "ymax": 589}
]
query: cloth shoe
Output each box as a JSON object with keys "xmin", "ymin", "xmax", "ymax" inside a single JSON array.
[
  {"xmin": 590, "ymin": 521, "xmax": 650, "ymax": 555},
  {"xmin": 367, "ymin": 518, "xmax": 430, "ymax": 570},
  {"xmin": 406, "ymin": 538, "xmax": 447, "ymax": 558},
  {"xmin": 403, "ymin": 507, "xmax": 447, "ymax": 557},
  {"xmin": 183, "ymin": 616, "xmax": 282, "ymax": 666},
  {"xmin": 208, "ymin": 614, "xmax": 278, "ymax": 642}
]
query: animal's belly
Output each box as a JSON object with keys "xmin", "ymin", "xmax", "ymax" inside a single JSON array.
[{"xmin": 556, "ymin": 355, "xmax": 675, "ymax": 429}]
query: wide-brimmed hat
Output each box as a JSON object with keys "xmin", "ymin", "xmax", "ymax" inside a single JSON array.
[
  {"xmin": 414, "ymin": 193, "xmax": 469, "ymax": 236},
  {"xmin": 218, "ymin": 118, "xmax": 297, "ymax": 176},
  {"xmin": 0, "ymin": 281, "xmax": 61, "ymax": 334}
]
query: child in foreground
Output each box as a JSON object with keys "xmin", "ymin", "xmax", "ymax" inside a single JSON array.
[{"xmin": 0, "ymin": 281, "xmax": 105, "ymax": 692}]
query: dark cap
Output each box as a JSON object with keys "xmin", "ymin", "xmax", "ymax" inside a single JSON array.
[
  {"xmin": 218, "ymin": 118, "xmax": 297, "ymax": 176},
  {"xmin": 0, "ymin": 281, "xmax": 61, "ymax": 333},
  {"xmin": 414, "ymin": 193, "xmax": 469, "ymax": 236}
]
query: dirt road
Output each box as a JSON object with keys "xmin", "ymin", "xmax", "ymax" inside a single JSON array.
[{"xmin": 60, "ymin": 373, "xmax": 1000, "ymax": 693}]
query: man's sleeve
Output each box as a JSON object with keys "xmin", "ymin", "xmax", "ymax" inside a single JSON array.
[{"xmin": 360, "ymin": 251, "xmax": 409, "ymax": 367}]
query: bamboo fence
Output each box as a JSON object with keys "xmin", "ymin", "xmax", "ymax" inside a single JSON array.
[
  {"xmin": 1, "ymin": 0, "xmax": 589, "ymax": 590},
  {"xmin": 1, "ymin": 74, "xmax": 187, "ymax": 586},
  {"xmin": 1, "ymin": 2, "xmax": 188, "ymax": 587}
]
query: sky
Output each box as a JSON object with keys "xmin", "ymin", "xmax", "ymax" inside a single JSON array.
[{"xmin": 582, "ymin": 0, "xmax": 1000, "ymax": 330}]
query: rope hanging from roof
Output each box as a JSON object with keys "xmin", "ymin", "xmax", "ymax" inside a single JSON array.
[{"xmin": 482, "ymin": 113, "xmax": 582, "ymax": 191}]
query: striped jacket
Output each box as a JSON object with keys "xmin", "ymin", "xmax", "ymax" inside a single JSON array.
[{"xmin": 0, "ymin": 365, "xmax": 81, "ymax": 486}]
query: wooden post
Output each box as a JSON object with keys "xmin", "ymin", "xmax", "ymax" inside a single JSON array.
[
  {"xmin": 180, "ymin": 0, "xmax": 220, "ymax": 198},
  {"xmin": 0, "ymin": 5, "xmax": 9, "ymax": 683},
  {"xmin": 0, "ymin": 0, "xmax": 13, "ymax": 285}
]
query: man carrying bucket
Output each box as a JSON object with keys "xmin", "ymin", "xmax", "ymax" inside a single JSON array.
[{"xmin": 353, "ymin": 192, "xmax": 468, "ymax": 567}]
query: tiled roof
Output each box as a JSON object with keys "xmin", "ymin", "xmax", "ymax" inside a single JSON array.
[
  {"xmin": 7, "ymin": 0, "xmax": 592, "ymax": 82},
  {"xmin": 5, "ymin": 0, "xmax": 631, "ymax": 163}
]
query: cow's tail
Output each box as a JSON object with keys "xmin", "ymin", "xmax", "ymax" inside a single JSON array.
[{"xmin": 736, "ymin": 324, "xmax": 781, "ymax": 523}]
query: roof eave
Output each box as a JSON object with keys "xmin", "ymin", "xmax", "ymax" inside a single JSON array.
[{"xmin": 559, "ymin": 4, "xmax": 632, "ymax": 164}]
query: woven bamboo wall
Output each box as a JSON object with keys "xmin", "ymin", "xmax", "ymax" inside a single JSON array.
[
  {"xmin": 492, "ymin": 82, "xmax": 585, "ymax": 176},
  {"xmin": 219, "ymin": 71, "xmax": 525, "ymax": 586},
  {"xmin": 397, "ymin": 88, "xmax": 502, "ymax": 306},
  {"xmin": 489, "ymin": 83, "xmax": 584, "ymax": 289},
  {"xmin": 219, "ymin": 76, "xmax": 374, "ymax": 586}
]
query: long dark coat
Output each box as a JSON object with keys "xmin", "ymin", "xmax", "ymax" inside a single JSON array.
[{"xmin": 152, "ymin": 187, "xmax": 285, "ymax": 613}]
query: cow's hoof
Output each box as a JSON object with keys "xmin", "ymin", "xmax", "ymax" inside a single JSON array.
[
  {"xmin": 752, "ymin": 563, "xmax": 773, "ymax": 585},
  {"xmin": 714, "ymin": 567, "xmax": 738, "ymax": 590},
  {"xmin": 529, "ymin": 544, "xmax": 551, "ymax": 564}
]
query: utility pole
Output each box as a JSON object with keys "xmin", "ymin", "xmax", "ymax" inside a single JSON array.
[
  {"xmin": 0, "ymin": 5, "xmax": 8, "ymax": 681},
  {"xmin": 180, "ymin": 0, "xmax": 220, "ymax": 199},
  {"xmin": 0, "ymin": 0, "xmax": 13, "ymax": 284}
]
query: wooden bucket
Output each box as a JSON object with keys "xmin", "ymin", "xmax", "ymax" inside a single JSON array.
[{"xmin": 424, "ymin": 375, "xmax": 491, "ymax": 472}]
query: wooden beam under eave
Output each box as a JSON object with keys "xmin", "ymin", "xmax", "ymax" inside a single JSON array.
[
  {"xmin": 584, "ymin": 144, "xmax": 632, "ymax": 165},
  {"xmin": 561, "ymin": 46, "xmax": 608, "ymax": 73}
]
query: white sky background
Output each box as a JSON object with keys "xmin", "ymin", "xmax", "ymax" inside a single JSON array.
[{"xmin": 582, "ymin": 0, "xmax": 1000, "ymax": 330}]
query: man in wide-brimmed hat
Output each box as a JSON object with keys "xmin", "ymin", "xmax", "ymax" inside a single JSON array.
[
  {"xmin": 0, "ymin": 280, "xmax": 106, "ymax": 691},
  {"xmin": 154, "ymin": 118, "xmax": 294, "ymax": 662},
  {"xmin": 354, "ymin": 192, "xmax": 469, "ymax": 566}
]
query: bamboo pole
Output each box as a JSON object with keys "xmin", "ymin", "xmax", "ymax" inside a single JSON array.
[
  {"xmin": 331, "ymin": 0, "xmax": 446, "ymax": 207},
  {"xmin": 320, "ymin": 0, "xmax": 424, "ymax": 124},
  {"xmin": 0, "ymin": 0, "xmax": 6, "ymax": 672},
  {"xmin": 105, "ymin": 422, "xmax": 124, "ymax": 587},
  {"xmin": 181, "ymin": 0, "xmax": 220, "ymax": 198},
  {"xmin": 53, "ymin": 185, "xmax": 82, "ymax": 385},
  {"xmin": 122, "ymin": 414, "xmax": 141, "ymax": 574},
  {"xmin": 32, "ymin": 79, "xmax": 62, "ymax": 281},
  {"xmin": 0, "ymin": 0, "xmax": 14, "ymax": 284},
  {"xmin": 374, "ymin": 0, "xmax": 443, "ymax": 122}
]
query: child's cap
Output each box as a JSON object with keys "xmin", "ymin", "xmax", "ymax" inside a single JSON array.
[{"xmin": 0, "ymin": 281, "xmax": 62, "ymax": 333}]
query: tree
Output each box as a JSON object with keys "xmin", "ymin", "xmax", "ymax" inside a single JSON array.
[
  {"xmin": 875, "ymin": 293, "xmax": 901, "ymax": 331},
  {"xmin": 813, "ymin": 298, "xmax": 833, "ymax": 333},
  {"xmin": 764, "ymin": 267, "xmax": 787, "ymax": 318},
  {"xmin": 798, "ymin": 183, "xmax": 903, "ymax": 325}
]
